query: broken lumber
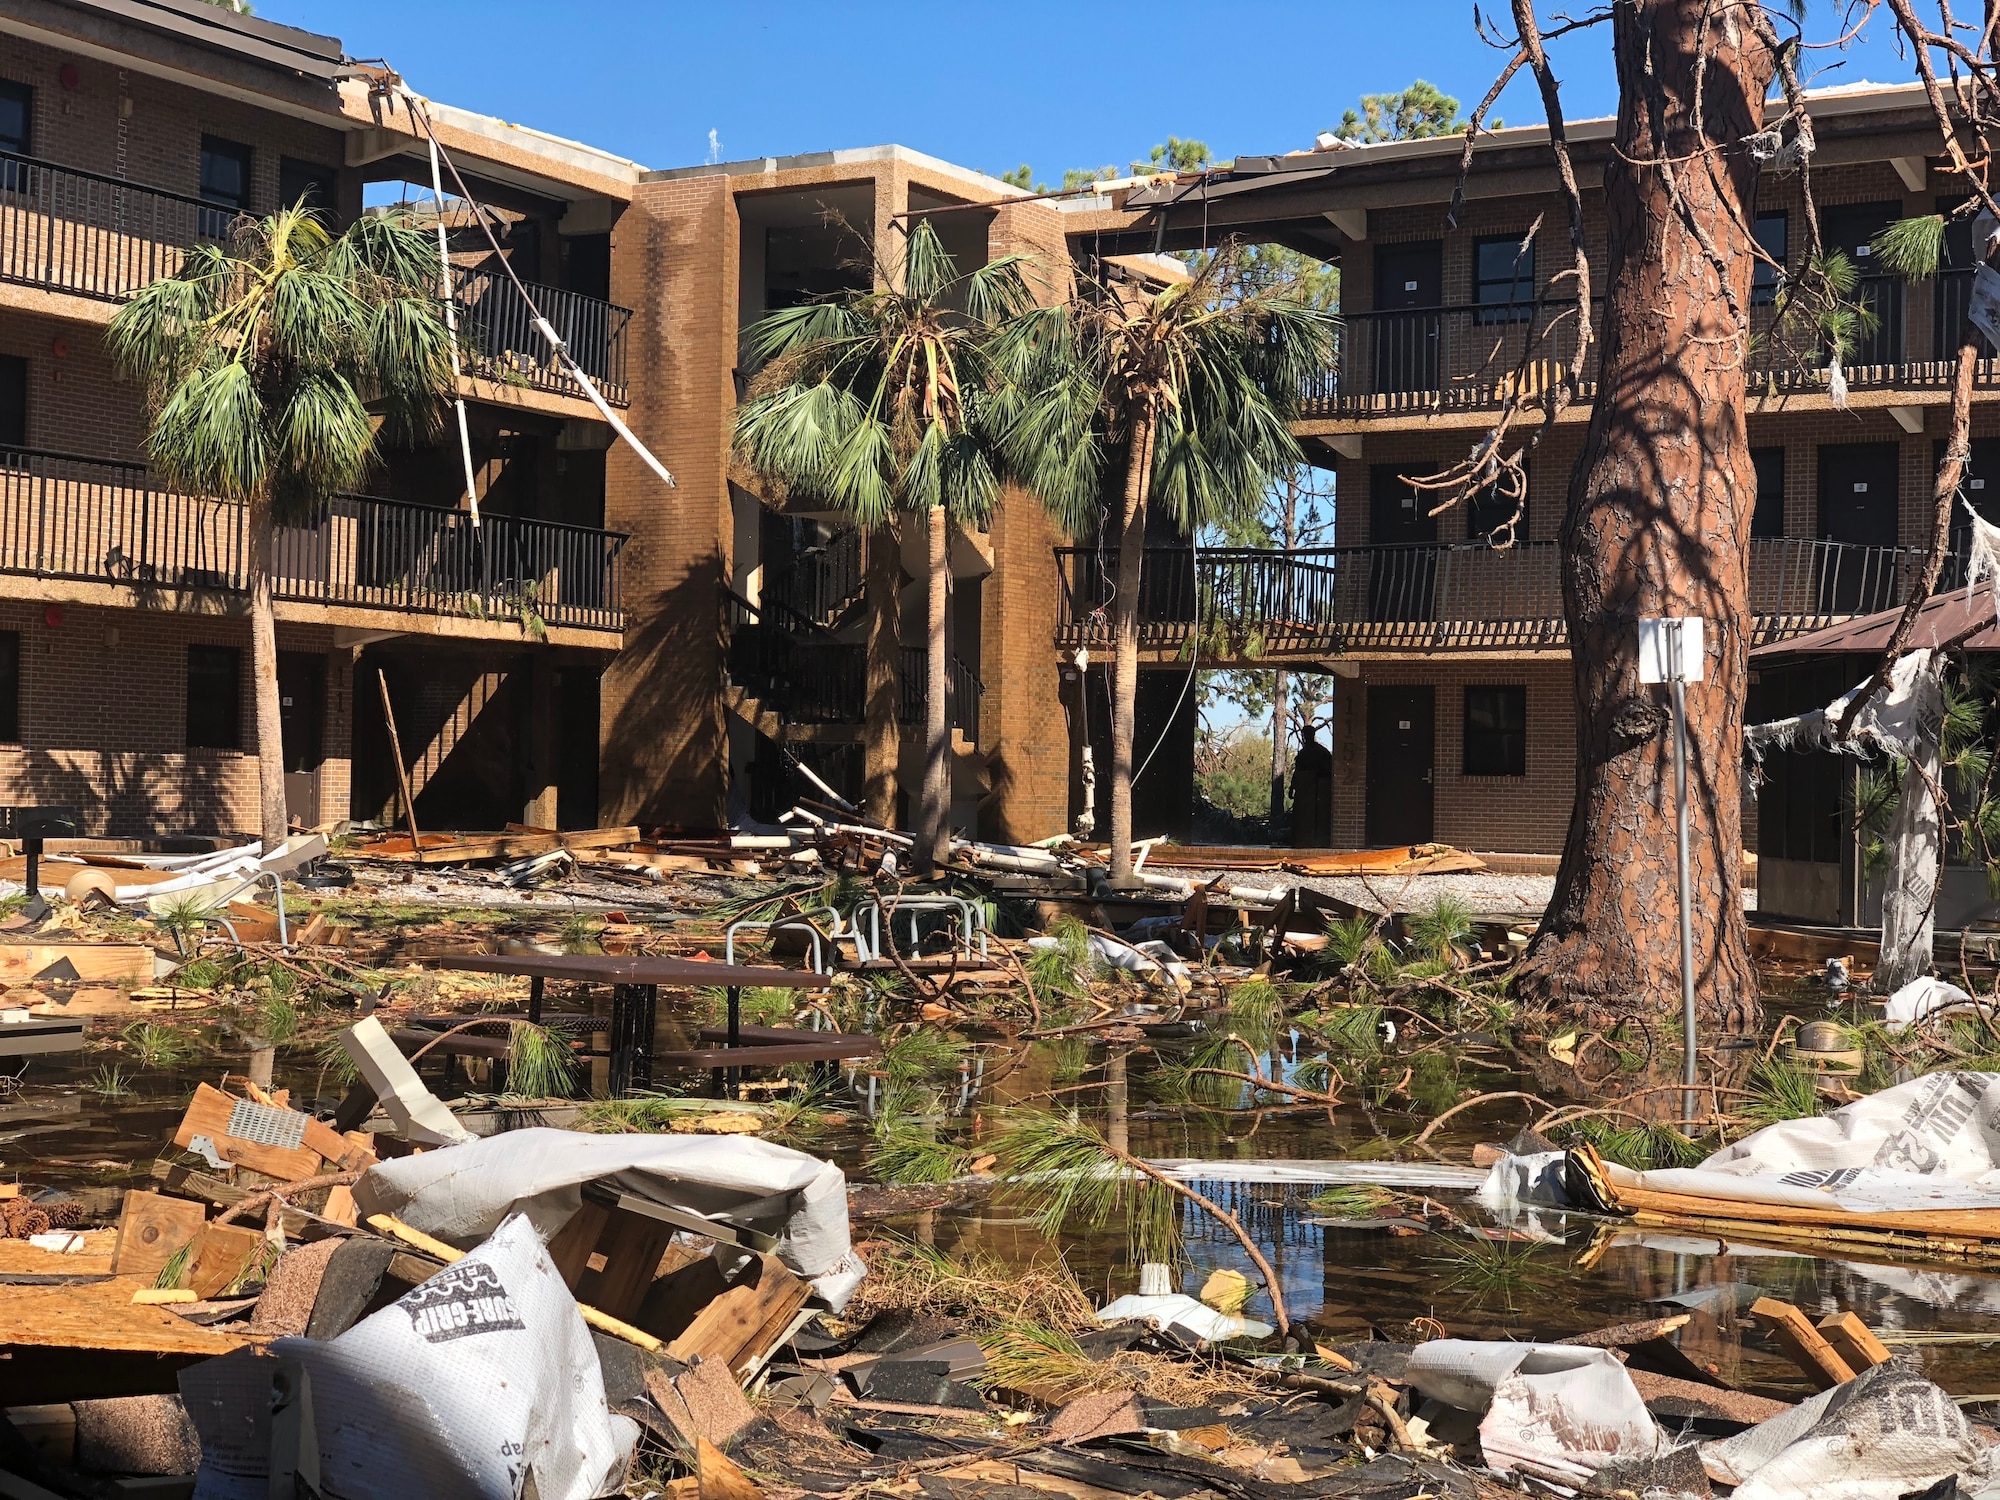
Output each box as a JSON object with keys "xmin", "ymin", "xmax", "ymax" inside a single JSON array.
[
  {"xmin": 1817, "ymin": 1310, "xmax": 1892, "ymax": 1373},
  {"xmin": 171, "ymin": 1083, "xmax": 324, "ymax": 1182},
  {"xmin": 365, "ymin": 1213, "xmax": 663, "ymax": 1352},
  {"xmin": 1750, "ymin": 1296, "xmax": 1855, "ymax": 1389}
]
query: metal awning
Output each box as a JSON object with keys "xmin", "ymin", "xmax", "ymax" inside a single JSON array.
[
  {"xmin": 1752, "ymin": 585, "xmax": 2000, "ymax": 659},
  {"xmin": 17, "ymin": 0, "xmax": 346, "ymax": 84}
]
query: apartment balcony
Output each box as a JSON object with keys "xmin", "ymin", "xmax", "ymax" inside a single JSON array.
[
  {"xmin": 1295, "ymin": 275, "xmax": 1962, "ymax": 423},
  {"xmin": 0, "ymin": 445, "xmax": 627, "ymax": 640},
  {"xmin": 0, "ymin": 151, "xmax": 631, "ymax": 405},
  {"xmin": 1052, "ymin": 537, "xmax": 1927, "ymax": 661}
]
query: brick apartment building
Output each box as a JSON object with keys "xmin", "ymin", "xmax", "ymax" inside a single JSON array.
[
  {"xmin": 1056, "ymin": 84, "xmax": 1989, "ymax": 901},
  {"xmin": 0, "ymin": 0, "xmax": 655, "ymax": 838},
  {"xmin": 0, "ymin": 0, "xmax": 1094, "ymax": 843}
]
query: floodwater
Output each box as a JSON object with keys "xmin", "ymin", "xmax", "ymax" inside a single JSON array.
[{"xmin": 11, "ymin": 954, "xmax": 2000, "ymax": 1410}]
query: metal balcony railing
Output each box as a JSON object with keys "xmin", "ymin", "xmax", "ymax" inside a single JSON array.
[
  {"xmin": 765, "ymin": 525, "xmax": 865, "ymax": 629},
  {"xmin": 0, "ymin": 445, "xmax": 626, "ymax": 632},
  {"xmin": 450, "ymin": 266, "xmax": 631, "ymax": 406},
  {"xmin": 899, "ymin": 645, "xmax": 984, "ymax": 744},
  {"xmin": 1053, "ymin": 536, "xmax": 1928, "ymax": 654},
  {"xmin": 0, "ymin": 151, "xmax": 632, "ymax": 405},
  {"xmin": 1296, "ymin": 282, "xmax": 1915, "ymax": 417}
]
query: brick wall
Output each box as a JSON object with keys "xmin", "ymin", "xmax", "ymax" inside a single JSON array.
[
  {"xmin": 0, "ymin": 307, "xmax": 146, "ymax": 458},
  {"xmin": 0, "ymin": 34, "xmax": 355, "ymax": 221},
  {"xmin": 0, "ymin": 598, "xmax": 343, "ymax": 836},
  {"xmin": 1331, "ymin": 659, "xmax": 1575, "ymax": 853},
  {"xmin": 600, "ymin": 172, "xmax": 736, "ymax": 828}
]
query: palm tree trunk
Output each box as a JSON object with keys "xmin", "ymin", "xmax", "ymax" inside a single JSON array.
[
  {"xmin": 863, "ymin": 524, "xmax": 901, "ymax": 827},
  {"xmin": 1270, "ymin": 669, "xmax": 1290, "ymax": 826},
  {"xmin": 247, "ymin": 494, "xmax": 288, "ymax": 846},
  {"xmin": 922, "ymin": 505, "xmax": 951, "ymax": 872},
  {"xmin": 1108, "ymin": 414, "xmax": 1155, "ymax": 887}
]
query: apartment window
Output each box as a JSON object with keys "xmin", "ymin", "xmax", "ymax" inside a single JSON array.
[
  {"xmin": 0, "ymin": 355, "xmax": 25, "ymax": 448},
  {"xmin": 1751, "ymin": 446, "xmax": 1786, "ymax": 538},
  {"xmin": 0, "ymin": 631, "xmax": 18, "ymax": 743},
  {"xmin": 1752, "ymin": 212, "xmax": 1788, "ymax": 306},
  {"xmin": 1473, "ymin": 235, "xmax": 1534, "ymax": 324},
  {"xmin": 186, "ymin": 645, "xmax": 241, "ymax": 750},
  {"xmin": 1463, "ymin": 685, "xmax": 1527, "ymax": 777},
  {"xmin": 278, "ymin": 157, "xmax": 337, "ymax": 223},
  {"xmin": 1468, "ymin": 470, "xmax": 1526, "ymax": 541},
  {"xmin": 198, "ymin": 136, "xmax": 252, "ymax": 237},
  {"xmin": 0, "ymin": 80, "xmax": 31, "ymax": 158}
]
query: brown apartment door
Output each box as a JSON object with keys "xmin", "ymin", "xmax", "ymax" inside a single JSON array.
[
  {"xmin": 277, "ymin": 652, "xmax": 325, "ymax": 828},
  {"xmin": 1371, "ymin": 242, "xmax": 1442, "ymax": 395},
  {"xmin": 1366, "ymin": 684, "xmax": 1435, "ymax": 848},
  {"xmin": 1816, "ymin": 443, "xmax": 1901, "ymax": 615}
]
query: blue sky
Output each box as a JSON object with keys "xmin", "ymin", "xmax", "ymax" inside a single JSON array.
[{"xmin": 267, "ymin": 1, "xmax": 1929, "ymax": 181}]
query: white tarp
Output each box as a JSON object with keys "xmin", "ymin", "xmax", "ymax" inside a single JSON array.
[
  {"xmin": 1403, "ymin": 1339, "xmax": 1663, "ymax": 1485},
  {"xmin": 1630, "ymin": 1071, "xmax": 2000, "ymax": 1215},
  {"xmin": 1882, "ymin": 975, "xmax": 1987, "ymax": 1033},
  {"xmin": 1703, "ymin": 1359, "xmax": 1988, "ymax": 1500},
  {"xmin": 1093, "ymin": 1292, "xmax": 1273, "ymax": 1343},
  {"xmin": 183, "ymin": 1214, "xmax": 636, "ymax": 1500},
  {"xmin": 354, "ymin": 1126, "xmax": 865, "ymax": 1309}
]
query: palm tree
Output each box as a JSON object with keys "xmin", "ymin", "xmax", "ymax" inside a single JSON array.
[
  {"xmin": 109, "ymin": 206, "xmax": 456, "ymax": 844},
  {"xmin": 994, "ymin": 251, "xmax": 1335, "ymax": 885},
  {"xmin": 733, "ymin": 221, "xmax": 1037, "ymax": 870}
]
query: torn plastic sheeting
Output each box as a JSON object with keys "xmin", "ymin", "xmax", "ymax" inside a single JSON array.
[
  {"xmin": 1882, "ymin": 975, "xmax": 1985, "ymax": 1033},
  {"xmin": 181, "ymin": 1214, "xmax": 636, "ymax": 1500},
  {"xmin": 1702, "ymin": 1358, "xmax": 1988, "ymax": 1500},
  {"xmin": 1093, "ymin": 1292, "xmax": 1273, "ymax": 1343},
  {"xmin": 339, "ymin": 1016, "xmax": 474, "ymax": 1147},
  {"xmin": 125, "ymin": 833, "xmax": 328, "ymax": 904},
  {"xmin": 352, "ymin": 1126, "xmax": 865, "ymax": 1309},
  {"xmin": 1026, "ymin": 931, "xmax": 1188, "ymax": 981},
  {"xmin": 1403, "ymin": 1339, "xmax": 1664, "ymax": 1487}
]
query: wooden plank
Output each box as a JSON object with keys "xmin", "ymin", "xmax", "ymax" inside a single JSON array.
[
  {"xmin": 1818, "ymin": 1310, "xmax": 1892, "ymax": 1373},
  {"xmin": 187, "ymin": 1223, "xmax": 263, "ymax": 1300},
  {"xmin": 171, "ymin": 1083, "xmax": 324, "ymax": 1183},
  {"xmin": 1626, "ymin": 1206, "xmax": 2000, "ymax": 1262},
  {"xmin": 575, "ymin": 1208, "xmax": 683, "ymax": 1324},
  {"xmin": 0, "ymin": 1227, "xmax": 114, "ymax": 1277},
  {"xmin": 1606, "ymin": 1180, "xmax": 2000, "ymax": 1239},
  {"xmin": 301, "ymin": 1115, "xmax": 376, "ymax": 1171},
  {"xmin": 546, "ymin": 1199, "xmax": 613, "ymax": 1289},
  {"xmin": 0, "ymin": 1277, "xmax": 246, "ymax": 1358},
  {"xmin": 1750, "ymin": 1296, "xmax": 1856, "ymax": 1389},
  {"xmin": 0, "ymin": 945, "xmax": 152, "ymax": 984},
  {"xmin": 109, "ymin": 1190, "xmax": 205, "ymax": 1282},
  {"xmin": 665, "ymin": 1253, "xmax": 811, "ymax": 1373}
]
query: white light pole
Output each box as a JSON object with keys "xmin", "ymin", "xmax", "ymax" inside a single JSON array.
[{"xmin": 1639, "ymin": 616, "xmax": 1705, "ymax": 1124}]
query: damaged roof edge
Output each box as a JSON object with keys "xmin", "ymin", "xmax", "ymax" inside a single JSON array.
[
  {"xmin": 15, "ymin": 0, "xmax": 346, "ymax": 81},
  {"xmin": 1124, "ymin": 78, "xmax": 1942, "ymax": 207}
]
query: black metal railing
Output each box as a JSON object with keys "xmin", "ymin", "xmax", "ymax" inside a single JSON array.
[
  {"xmin": 0, "ymin": 151, "xmax": 633, "ymax": 406},
  {"xmin": 1297, "ymin": 284, "xmax": 1914, "ymax": 416},
  {"xmin": 451, "ymin": 266, "xmax": 632, "ymax": 406},
  {"xmin": 0, "ymin": 445, "xmax": 625, "ymax": 631},
  {"xmin": 725, "ymin": 591, "xmax": 866, "ymax": 724},
  {"xmin": 766, "ymin": 525, "xmax": 865, "ymax": 628},
  {"xmin": 899, "ymin": 645, "xmax": 985, "ymax": 743},
  {"xmin": 0, "ymin": 148, "xmax": 218, "ymax": 302},
  {"xmin": 1054, "ymin": 536, "xmax": 1928, "ymax": 654}
]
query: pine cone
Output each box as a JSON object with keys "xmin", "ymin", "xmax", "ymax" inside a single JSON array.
[
  {"xmin": 12, "ymin": 1208, "xmax": 49, "ymax": 1238},
  {"xmin": 41, "ymin": 1200, "xmax": 83, "ymax": 1229}
]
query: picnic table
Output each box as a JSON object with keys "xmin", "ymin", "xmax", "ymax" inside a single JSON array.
[{"xmin": 420, "ymin": 952, "xmax": 875, "ymax": 1095}]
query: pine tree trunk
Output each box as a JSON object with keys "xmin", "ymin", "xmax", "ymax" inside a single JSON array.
[
  {"xmin": 1513, "ymin": 0, "xmax": 1773, "ymax": 1030},
  {"xmin": 1108, "ymin": 415, "xmax": 1154, "ymax": 887},
  {"xmin": 863, "ymin": 524, "xmax": 901, "ymax": 827},
  {"xmin": 922, "ymin": 505, "xmax": 951, "ymax": 872},
  {"xmin": 247, "ymin": 494, "xmax": 288, "ymax": 847}
]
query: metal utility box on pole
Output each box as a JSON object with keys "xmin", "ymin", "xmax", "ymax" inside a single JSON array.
[{"xmin": 1639, "ymin": 616, "xmax": 1704, "ymax": 1123}]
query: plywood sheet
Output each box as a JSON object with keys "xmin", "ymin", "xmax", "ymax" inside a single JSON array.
[
  {"xmin": 0, "ymin": 1277, "xmax": 247, "ymax": 1357},
  {"xmin": 0, "ymin": 945, "xmax": 153, "ymax": 984}
]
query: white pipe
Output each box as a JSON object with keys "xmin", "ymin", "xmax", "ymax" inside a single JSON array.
[
  {"xmin": 531, "ymin": 315, "xmax": 676, "ymax": 490},
  {"xmin": 424, "ymin": 126, "xmax": 482, "ymax": 527}
]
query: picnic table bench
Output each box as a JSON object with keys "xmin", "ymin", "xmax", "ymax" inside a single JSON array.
[{"xmin": 419, "ymin": 952, "xmax": 876, "ymax": 1095}]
